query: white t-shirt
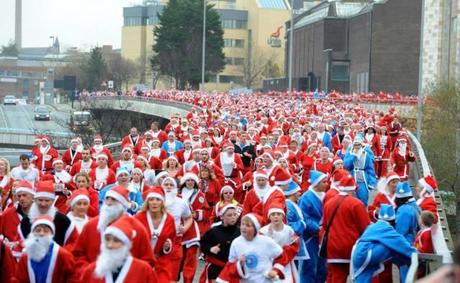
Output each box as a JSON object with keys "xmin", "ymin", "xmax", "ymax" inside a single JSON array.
[
  {"xmin": 228, "ymin": 235, "xmax": 283, "ymax": 283},
  {"xmin": 11, "ymin": 166, "xmax": 40, "ymax": 185},
  {"xmin": 166, "ymin": 196, "xmax": 192, "ymax": 234}
]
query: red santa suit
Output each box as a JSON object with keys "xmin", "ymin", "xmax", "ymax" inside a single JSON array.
[
  {"xmin": 391, "ymin": 147, "xmax": 416, "ymax": 181},
  {"xmin": 72, "ymin": 215, "xmax": 155, "ymax": 273},
  {"xmin": 176, "ymin": 148, "xmax": 193, "ymax": 165},
  {"xmin": 313, "ymin": 159, "xmax": 333, "ymax": 175},
  {"xmin": 61, "ymin": 148, "xmax": 82, "ymax": 169},
  {"xmin": 376, "ymin": 134, "xmax": 393, "ymax": 178},
  {"xmin": 69, "ymin": 159, "xmax": 97, "ymax": 176},
  {"xmin": 34, "ymin": 144, "xmax": 59, "ymax": 172},
  {"xmin": 150, "ymin": 146, "xmax": 168, "ymax": 161},
  {"xmin": 89, "ymin": 167, "xmax": 116, "ymax": 191},
  {"xmin": 121, "ymin": 134, "xmax": 141, "ymax": 153},
  {"xmin": 135, "ymin": 211, "xmax": 178, "ymax": 282},
  {"xmin": 214, "ymin": 148, "xmax": 244, "ymax": 201},
  {"xmin": 90, "ymin": 146, "xmax": 114, "ymax": 166},
  {"xmin": 414, "ymin": 228, "xmax": 434, "ymax": 254},
  {"xmin": 41, "ymin": 168, "xmax": 75, "ymax": 213},
  {"xmin": 0, "ymin": 205, "xmax": 23, "ymax": 258},
  {"xmin": 0, "ymin": 239, "xmax": 16, "ymax": 283},
  {"xmin": 323, "ymin": 191, "xmax": 370, "ymax": 283},
  {"xmin": 417, "ymin": 194, "xmax": 439, "ymax": 224},
  {"xmin": 13, "ymin": 242, "xmax": 79, "ymax": 283},
  {"xmin": 81, "ymin": 256, "xmax": 158, "ymax": 283}
]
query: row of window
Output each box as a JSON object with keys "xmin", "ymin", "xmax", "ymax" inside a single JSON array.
[
  {"xmin": 0, "ymin": 70, "xmax": 44, "ymax": 79},
  {"xmin": 124, "ymin": 17, "xmax": 159, "ymax": 26},
  {"xmin": 221, "ymin": 19, "xmax": 247, "ymax": 29},
  {"xmin": 224, "ymin": 39, "xmax": 244, "ymax": 48},
  {"xmin": 224, "ymin": 57, "xmax": 245, "ymax": 66},
  {"xmin": 208, "ymin": 75, "xmax": 243, "ymax": 84}
]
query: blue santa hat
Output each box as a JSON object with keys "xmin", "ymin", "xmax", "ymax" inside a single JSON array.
[
  {"xmin": 378, "ymin": 204, "xmax": 396, "ymax": 221},
  {"xmin": 353, "ymin": 134, "xmax": 364, "ymax": 145},
  {"xmin": 284, "ymin": 181, "xmax": 300, "ymax": 196},
  {"xmin": 395, "ymin": 182, "xmax": 412, "ymax": 198},
  {"xmin": 308, "ymin": 170, "xmax": 327, "ymax": 190},
  {"xmin": 116, "ymin": 166, "xmax": 131, "ymax": 178}
]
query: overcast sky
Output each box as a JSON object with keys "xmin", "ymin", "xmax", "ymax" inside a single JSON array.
[{"xmin": 0, "ymin": 0, "xmax": 143, "ymax": 51}]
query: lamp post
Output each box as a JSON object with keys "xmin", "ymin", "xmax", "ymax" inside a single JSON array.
[
  {"xmin": 416, "ymin": 0, "xmax": 425, "ymax": 140},
  {"xmin": 323, "ymin": 49, "xmax": 332, "ymax": 93},
  {"xmin": 288, "ymin": 0, "xmax": 294, "ymax": 98},
  {"xmin": 201, "ymin": 0, "xmax": 207, "ymax": 91}
]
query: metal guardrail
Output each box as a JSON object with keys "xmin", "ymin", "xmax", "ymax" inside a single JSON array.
[
  {"xmin": 83, "ymin": 95, "xmax": 199, "ymax": 111},
  {"xmin": 0, "ymin": 127, "xmax": 71, "ymax": 137}
]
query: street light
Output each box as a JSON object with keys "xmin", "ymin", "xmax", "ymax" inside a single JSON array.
[
  {"xmin": 201, "ymin": 0, "xmax": 207, "ymax": 91},
  {"xmin": 288, "ymin": 0, "xmax": 294, "ymax": 98},
  {"xmin": 416, "ymin": 0, "xmax": 425, "ymax": 140}
]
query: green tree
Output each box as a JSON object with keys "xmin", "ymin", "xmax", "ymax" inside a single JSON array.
[
  {"xmin": 1, "ymin": 40, "xmax": 18, "ymax": 57},
  {"xmin": 84, "ymin": 47, "xmax": 107, "ymax": 90},
  {"xmin": 152, "ymin": 0, "xmax": 225, "ymax": 89}
]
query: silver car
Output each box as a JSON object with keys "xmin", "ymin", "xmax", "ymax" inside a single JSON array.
[
  {"xmin": 3, "ymin": 95, "xmax": 16, "ymax": 105},
  {"xmin": 34, "ymin": 106, "xmax": 51, "ymax": 121}
]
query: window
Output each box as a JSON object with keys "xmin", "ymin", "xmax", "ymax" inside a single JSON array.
[
  {"xmin": 208, "ymin": 75, "xmax": 217, "ymax": 83},
  {"xmin": 219, "ymin": 75, "xmax": 243, "ymax": 84},
  {"xmin": 124, "ymin": 17, "xmax": 148, "ymax": 26},
  {"xmin": 356, "ymin": 72, "xmax": 369, "ymax": 93},
  {"xmin": 224, "ymin": 57, "xmax": 245, "ymax": 66},
  {"xmin": 331, "ymin": 62, "xmax": 349, "ymax": 82},
  {"xmin": 224, "ymin": 39, "xmax": 244, "ymax": 48},
  {"xmin": 221, "ymin": 19, "xmax": 247, "ymax": 29}
]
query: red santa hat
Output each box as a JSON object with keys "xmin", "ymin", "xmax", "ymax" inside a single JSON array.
[
  {"xmin": 418, "ymin": 175, "xmax": 437, "ymax": 193},
  {"xmin": 331, "ymin": 169, "xmax": 349, "ymax": 185},
  {"xmin": 261, "ymin": 150, "xmax": 275, "ymax": 162},
  {"xmin": 52, "ymin": 158, "xmax": 64, "ymax": 166},
  {"xmin": 386, "ymin": 171, "xmax": 400, "ymax": 184},
  {"xmin": 220, "ymin": 185, "xmax": 235, "ymax": 196},
  {"xmin": 96, "ymin": 153, "xmax": 108, "ymax": 160},
  {"xmin": 223, "ymin": 142, "xmax": 235, "ymax": 150},
  {"xmin": 34, "ymin": 181, "xmax": 55, "ymax": 200},
  {"xmin": 105, "ymin": 185, "xmax": 130, "ymax": 208},
  {"xmin": 142, "ymin": 187, "xmax": 165, "ymax": 202},
  {"xmin": 35, "ymin": 135, "xmax": 43, "ymax": 142},
  {"xmin": 104, "ymin": 217, "xmax": 136, "ymax": 247},
  {"xmin": 192, "ymin": 130, "xmax": 200, "ymax": 138},
  {"xmin": 273, "ymin": 169, "xmax": 292, "ymax": 186},
  {"xmin": 144, "ymin": 131, "xmax": 153, "ymax": 138},
  {"xmin": 31, "ymin": 215, "xmax": 55, "ymax": 235},
  {"xmin": 121, "ymin": 146, "xmax": 133, "ymax": 153},
  {"xmin": 267, "ymin": 203, "xmax": 285, "ymax": 218},
  {"xmin": 192, "ymin": 146, "xmax": 202, "ymax": 154},
  {"xmin": 253, "ymin": 170, "xmax": 268, "ymax": 180},
  {"xmin": 15, "ymin": 181, "xmax": 35, "ymax": 196},
  {"xmin": 332, "ymin": 157, "xmax": 343, "ymax": 166},
  {"xmin": 338, "ymin": 174, "xmax": 357, "ymax": 192},
  {"xmin": 41, "ymin": 136, "xmax": 51, "ymax": 144},
  {"xmin": 94, "ymin": 134, "xmax": 103, "ymax": 142},
  {"xmin": 152, "ymin": 137, "xmax": 161, "ymax": 143},
  {"xmin": 243, "ymin": 213, "xmax": 263, "ymax": 233},
  {"xmin": 180, "ymin": 172, "xmax": 199, "ymax": 185},
  {"xmin": 68, "ymin": 189, "xmax": 90, "ymax": 208}
]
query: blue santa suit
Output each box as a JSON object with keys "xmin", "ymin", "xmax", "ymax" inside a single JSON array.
[
  {"xmin": 395, "ymin": 199, "xmax": 420, "ymax": 281},
  {"xmin": 344, "ymin": 147, "xmax": 376, "ymax": 206},
  {"xmin": 161, "ymin": 140, "xmax": 184, "ymax": 156},
  {"xmin": 98, "ymin": 183, "xmax": 143, "ymax": 215},
  {"xmin": 298, "ymin": 189, "xmax": 326, "ymax": 283},
  {"xmin": 318, "ymin": 131, "xmax": 332, "ymax": 151},
  {"xmin": 286, "ymin": 199, "xmax": 309, "ymax": 268},
  {"xmin": 352, "ymin": 220, "xmax": 417, "ymax": 283}
]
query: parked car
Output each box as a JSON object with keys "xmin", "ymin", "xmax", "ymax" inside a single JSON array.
[
  {"xmin": 3, "ymin": 95, "xmax": 17, "ymax": 105},
  {"xmin": 34, "ymin": 106, "xmax": 51, "ymax": 121}
]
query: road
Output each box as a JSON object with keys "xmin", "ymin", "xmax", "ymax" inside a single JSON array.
[{"xmin": 0, "ymin": 104, "xmax": 71, "ymax": 133}]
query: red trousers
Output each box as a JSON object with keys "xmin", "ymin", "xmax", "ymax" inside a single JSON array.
[
  {"xmin": 170, "ymin": 243, "xmax": 183, "ymax": 280},
  {"xmin": 179, "ymin": 245, "xmax": 198, "ymax": 283},
  {"xmin": 327, "ymin": 263, "xmax": 350, "ymax": 283},
  {"xmin": 379, "ymin": 261, "xmax": 392, "ymax": 282}
]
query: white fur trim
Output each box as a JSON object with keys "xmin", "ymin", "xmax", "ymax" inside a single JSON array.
[
  {"xmin": 418, "ymin": 178, "xmax": 434, "ymax": 193},
  {"xmin": 339, "ymin": 186, "xmax": 356, "ymax": 192},
  {"xmin": 104, "ymin": 226, "xmax": 131, "ymax": 246},
  {"xmin": 106, "ymin": 190, "xmax": 129, "ymax": 208},
  {"xmin": 236, "ymin": 260, "xmax": 248, "ymax": 278},
  {"xmin": 34, "ymin": 192, "xmax": 55, "ymax": 200},
  {"xmin": 180, "ymin": 173, "xmax": 199, "ymax": 185},
  {"xmin": 31, "ymin": 219, "xmax": 55, "ymax": 234},
  {"xmin": 275, "ymin": 178, "xmax": 292, "ymax": 185},
  {"xmin": 243, "ymin": 214, "xmax": 260, "ymax": 232},
  {"xmin": 268, "ymin": 208, "xmax": 285, "ymax": 217},
  {"xmin": 15, "ymin": 187, "xmax": 35, "ymax": 196},
  {"xmin": 69, "ymin": 194, "xmax": 90, "ymax": 207},
  {"xmin": 146, "ymin": 192, "xmax": 165, "ymax": 202}
]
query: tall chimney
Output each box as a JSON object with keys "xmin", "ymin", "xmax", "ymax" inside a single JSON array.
[{"xmin": 15, "ymin": 0, "xmax": 22, "ymax": 49}]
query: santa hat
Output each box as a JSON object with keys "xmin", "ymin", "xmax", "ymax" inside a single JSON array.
[
  {"xmin": 253, "ymin": 170, "xmax": 268, "ymax": 180},
  {"xmin": 68, "ymin": 189, "xmax": 90, "ymax": 208},
  {"xmin": 34, "ymin": 181, "xmax": 55, "ymax": 200},
  {"xmin": 395, "ymin": 182, "xmax": 412, "ymax": 198},
  {"xmin": 167, "ymin": 131, "xmax": 176, "ymax": 137},
  {"xmin": 183, "ymin": 139, "xmax": 192, "ymax": 145},
  {"xmin": 268, "ymin": 203, "xmax": 285, "ymax": 218},
  {"xmin": 308, "ymin": 170, "xmax": 327, "ymax": 190},
  {"xmin": 31, "ymin": 215, "xmax": 55, "ymax": 235},
  {"xmin": 243, "ymin": 213, "xmax": 263, "ymax": 233},
  {"xmin": 142, "ymin": 187, "xmax": 165, "ymax": 202},
  {"xmin": 192, "ymin": 146, "xmax": 202, "ymax": 154},
  {"xmin": 261, "ymin": 151, "xmax": 275, "ymax": 162},
  {"xmin": 42, "ymin": 136, "xmax": 51, "ymax": 144},
  {"xmin": 161, "ymin": 176, "xmax": 177, "ymax": 188},
  {"xmin": 418, "ymin": 176, "xmax": 437, "ymax": 193},
  {"xmin": 332, "ymin": 157, "xmax": 343, "ymax": 166},
  {"xmin": 386, "ymin": 171, "xmax": 400, "ymax": 184},
  {"xmin": 104, "ymin": 217, "xmax": 136, "ymax": 247},
  {"xmin": 154, "ymin": 171, "xmax": 169, "ymax": 185},
  {"xmin": 15, "ymin": 181, "xmax": 35, "ymax": 196},
  {"xmin": 121, "ymin": 146, "xmax": 133, "ymax": 153},
  {"xmin": 132, "ymin": 167, "xmax": 143, "ymax": 176},
  {"xmin": 220, "ymin": 204, "xmax": 237, "ymax": 217},
  {"xmin": 144, "ymin": 131, "xmax": 153, "ymax": 138},
  {"xmin": 378, "ymin": 204, "xmax": 396, "ymax": 221},
  {"xmin": 223, "ymin": 142, "xmax": 235, "ymax": 150},
  {"xmin": 70, "ymin": 138, "xmax": 79, "ymax": 144},
  {"xmin": 331, "ymin": 169, "xmax": 349, "ymax": 185},
  {"xmin": 94, "ymin": 134, "xmax": 102, "ymax": 142},
  {"xmin": 192, "ymin": 130, "xmax": 200, "ymax": 138},
  {"xmin": 105, "ymin": 186, "xmax": 130, "ymax": 208},
  {"xmin": 116, "ymin": 166, "xmax": 131, "ymax": 178},
  {"xmin": 338, "ymin": 175, "xmax": 357, "ymax": 192},
  {"xmin": 353, "ymin": 135, "xmax": 364, "ymax": 145},
  {"xmin": 284, "ymin": 181, "xmax": 300, "ymax": 196},
  {"xmin": 274, "ymin": 169, "xmax": 292, "ymax": 186},
  {"xmin": 220, "ymin": 185, "xmax": 234, "ymax": 195},
  {"xmin": 52, "ymin": 159, "xmax": 64, "ymax": 166},
  {"xmin": 180, "ymin": 173, "xmax": 199, "ymax": 185},
  {"xmin": 96, "ymin": 153, "xmax": 108, "ymax": 160},
  {"xmin": 152, "ymin": 137, "xmax": 161, "ymax": 143},
  {"xmin": 34, "ymin": 135, "xmax": 43, "ymax": 142}
]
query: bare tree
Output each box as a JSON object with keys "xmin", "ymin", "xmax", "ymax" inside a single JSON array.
[
  {"xmin": 106, "ymin": 54, "xmax": 139, "ymax": 91},
  {"xmin": 240, "ymin": 45, "xmax": 278, "ymax": 89}
]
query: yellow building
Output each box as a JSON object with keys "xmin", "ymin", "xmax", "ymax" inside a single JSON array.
[{"xmin": 121, "ymin": 0, "xmax": 290, "ymax": 91}]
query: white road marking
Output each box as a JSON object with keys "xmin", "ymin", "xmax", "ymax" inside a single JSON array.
[{"xmin": 0, "ymin": 106, "xmax": 9, "ymax": 128}]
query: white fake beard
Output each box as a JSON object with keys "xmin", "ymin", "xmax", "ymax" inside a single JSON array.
[
  {"xmin": 97, "ymin": 203, "xmax": 124, "ymax": 232},
  {"xmin": 24, "ymin": 234, "xmax": 53, "ymax": 262},
  {"xmin": 28, "ymin": 202, "xmax": 56, "ymax": 222},
  {"xmin": 165, "ymin": 189, "xmax": 178, "ymax": 207},
  {"xmin": 39, "ymin": 145, "xmax": 49, "ymax": 154},
  {"xmin": 94, "ymin": 244, "xmax": 130, "ymax": 278},
  {"xmin": 93, "ymin": 144, "xmax": 103, "ymax": 153},
  {"xmin": 398, "ymin": 144, "xmax": 407, "ymax": 156},
  {"xmin": 254, "ymin": 184, "xmax": 268, "ymax": 199}
]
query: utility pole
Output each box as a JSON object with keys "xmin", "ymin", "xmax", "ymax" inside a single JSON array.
[
  {"xmin": 288, "ymin": 0, "xmax": 294, "ymax": 98},
  {"xmin": 416, "ymin": 0, "xmax": 425, "ymax": 140},
  {"xmin": 201, "ymin": 0, "xmax": 207, "ymax": 91}
]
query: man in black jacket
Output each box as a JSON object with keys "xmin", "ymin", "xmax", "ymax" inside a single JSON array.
[
  {"xmin": 199, "ymin": 204, "xmax": 240, "ymax": 282},
  {"xmin": 234, "ymin": 132, "xmax": 256, "ymax": 174}
]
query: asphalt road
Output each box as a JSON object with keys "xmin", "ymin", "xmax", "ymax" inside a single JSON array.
[{"xmin": 0, "ymin": 104, "xmax": 71, "ymax": 133}]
